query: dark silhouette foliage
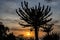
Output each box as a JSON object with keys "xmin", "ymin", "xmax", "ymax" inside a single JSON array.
[
  {"xmin": 42, "ymin": 24, "xmax": 54, "ymax": 35},
  {"xmin": 0, "ymin": 22, "xmax": 9, "ymax": 40},
  {"xmin": 0, "ymin": 22, "xmax": 16, "ymax": 40},
  {"xmin": 17, "ymin": 35, "xmax": 25, "ymax": 40},
  {"xmin": 43, "ymin": 33, "xmax": 60, "ymax": 40},
  {"xmin": 16, "ymin": 1, "xmax": 52, "ymax": 40},
  {"xmin": 7, "ymin": 33, "xmax": 16, "ymax": 40}
]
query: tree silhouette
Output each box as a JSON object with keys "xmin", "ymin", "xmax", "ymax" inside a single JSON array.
[
  {"xmin": 43, "ymin": 33, "xmax": 60, "ymax": 40},
  {"xmin": 0, "ymin": 22, "xmax": 9, "ymax": 40},
  {"xmin": 42, "ymin": 24, "xmax": 54, "ymax": 35},
  {"xmin": 16, "ymin": 1, "xmax": 52, "ymax": 40},
  {"xmin": 7, "ymin": 33, "xmax": 16, "ymax": 40},
  {"xmin": 0, "ymin": 22, "xmax": 17, "ymax": 40}
]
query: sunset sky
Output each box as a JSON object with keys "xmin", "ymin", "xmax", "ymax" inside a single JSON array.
[{"xmin": 0, "ymin": 0, "xmax": 60, "ymax": 37}]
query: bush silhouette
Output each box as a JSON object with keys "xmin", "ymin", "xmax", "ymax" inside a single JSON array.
[
  {"xmin": 43, "ymin": 33, "xmax": 60, "ymax": 40},
  {"xmin": 0, "ymin": 22, "xmax": 16, "ymax": 40},
  {"xmin": 7, "ymin": 33, "xmax": 16, "ymax": 40},
  {"xmin": 17, "ymin": 35, "xmax": 25, "ymax": 40},
  {"xmin": 0, "ymin": 22, "xmax": 9, "ymax": 40},
  {"xmin": 42, "ymin": 24, "xmax": 54, "ymax": 35}
]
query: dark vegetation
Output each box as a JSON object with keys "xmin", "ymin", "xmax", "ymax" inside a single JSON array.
[
  {"xmin": 43, "ymin": 33, "xmax": 60, "ymax": 40},
  {"xmin": 0, "ymin": 22, "xmax": 60, "ymax": 40},
  {"xmin": 42, "ymin": 24, "xmax": 60, "ymax": 40},
  {"xmin": 0, "ymin": 1, "xmax": 60, "ymax": 40},
  {"xmin": 0, "ymin": 22, "xmax": 16, "ymax": 40},
  {"xmin": 0, "ymin": 22, "xmax": 27, "ymax": 40},
  {"xmin": 16, "ymin": 1, "xmax": 52, "ymax": 40}
]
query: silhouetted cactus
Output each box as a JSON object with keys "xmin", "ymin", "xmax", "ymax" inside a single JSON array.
[{"xmin": 16, "ymin": 1, "xmax": 52, "ymax": 40}]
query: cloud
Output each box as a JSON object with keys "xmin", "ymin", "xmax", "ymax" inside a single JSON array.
[
  {"xmin": 0, "ymin": 18, "xmax": 21, "ymax": 28},
  {"xmin": 44, "ymin": 0, "xmax": 60, "ymax": 2},
  {"xmin": 0, "ymin": 0, "xmax": 21, "ymax": 20},
  {"xmin": 44, "ymin": 0, "xmax": 52, "ymax": 2}
]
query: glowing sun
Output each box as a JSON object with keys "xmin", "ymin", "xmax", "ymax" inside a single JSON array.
[
  {"xmin": 26, "ymin": 32, "xmax": 31, "ymax": 36},
  {"xmin": 24, "ymin": 31, "xmax": 33, "ymax": 37}
]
